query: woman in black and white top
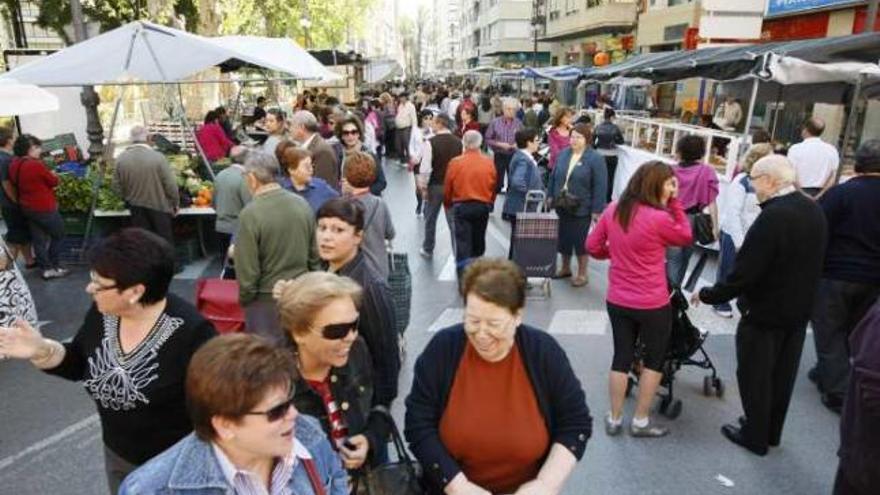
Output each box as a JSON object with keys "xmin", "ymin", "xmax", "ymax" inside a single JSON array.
[{"xmin": 0, "ymin": 228, "xmax": 216, "ymax": 493}]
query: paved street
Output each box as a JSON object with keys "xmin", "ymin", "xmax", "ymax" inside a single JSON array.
[{"xmin": 0, "ymin": 159, "xmax": 840, "ymax": 495}]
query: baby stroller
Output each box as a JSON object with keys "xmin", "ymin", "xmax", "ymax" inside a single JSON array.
[{"xmin": 626, "ymin": 285, "xmax": 724, "ymax": 419}]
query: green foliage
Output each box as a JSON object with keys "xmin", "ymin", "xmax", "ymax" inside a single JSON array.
[
  {"xmin": 218, "ymin": 0, "xmax": 374, "ymax": 49},
  {"xmin": 34, "ymin": 0, "xmax": 200, "ymax": 43},
  {"xmin": 55, "ymin": 173, "xmax": 94, "ymax": 213}
]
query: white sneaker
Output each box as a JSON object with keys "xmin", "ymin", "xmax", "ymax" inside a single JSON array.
[
  {"xmin": 419, "ymin": 248, "xmax": 432, "ymax": 259},
  {"xmin": 713, "ymin": 307, "xmax": 734, "ymax": 319},
  {"xmin": 42, "ymin": 268, "xmax": 70, "ymax": 280}
]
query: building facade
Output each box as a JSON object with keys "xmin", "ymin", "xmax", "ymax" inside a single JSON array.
[
  {"xmin": 540, "ymin": 0, "xmax": 638, "ymax": 67},
  {"xmin": 459, "ymin": 0, "xmax": 550, "ymax": 68}
]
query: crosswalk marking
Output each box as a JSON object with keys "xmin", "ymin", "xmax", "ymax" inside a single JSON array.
[
  {"xmin": 548, "ymin": 310, "xmax": 609, "ymax": 335},
  {"xmin": 427, "ymin": 308, "xmax": 464, "ymax": 332},
  {"xmin": 423, "ymin": 306, "xmax": 753, "ymax": 336}
]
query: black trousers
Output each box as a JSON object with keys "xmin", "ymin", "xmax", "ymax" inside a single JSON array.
[
  {"xmin": 129, "ymin": 205, "xmax": 174, "ymax": 247},
  {"xmin": 604, "ymin": 154, "xmax": 618, "ymax": 202},
  {"xmin": 811, "ymin": 278, "xmax": 880, "ymax": 399},
  {"xmin": 736, "ymin": 320, "xmax": 806, "ymax": 450},
  {"xmin": 493, "ymin": 152, "xmax": 513, "ymax": 193},
  {"xmin": 395, "ymin": 126, "xmax": 412, "ymax": 162},
  {"xmin": 607, "ymin": 302, "xmax": 672, "ymax": 373},
  {"xmin": 453, "ymin": 201, "xmax": 491, "ymax": 263}
]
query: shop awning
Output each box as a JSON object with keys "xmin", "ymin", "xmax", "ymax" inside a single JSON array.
[
  {"xmin": 364, "ymin": 59, "xmax": 403, "ymax": 84},
  {"xmin": 0, "ymin": 21, "xmax": 339, "ymax": 86},
  {"xmin": 521, "ymin": 65, "xmax": 582, "ymax": 81},
  {"xmin": 621, "ymin": 32, "xmax": 880, "ymax": 83}
]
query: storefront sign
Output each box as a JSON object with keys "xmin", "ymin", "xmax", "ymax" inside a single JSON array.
[{"xmin": 766, "ymin": 0, "xmax": 861, "ymax": 17}]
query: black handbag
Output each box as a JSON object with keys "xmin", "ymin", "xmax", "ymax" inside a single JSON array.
[
  {"xmin": 553, "ymin": 156, "xmax": 582, "ymax": 215},
  {"xmin": 353, "ymin": 406, "xmax": 426, "ymax": 495},
  {"xmin": 689, "ymin": 209, "xmax": 715, "ymax": 245}
]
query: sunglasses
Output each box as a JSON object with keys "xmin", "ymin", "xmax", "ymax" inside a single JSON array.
[
  {"xmin": 246, "ymin": 393, "xmax": 296, "ymax": 422},
  {"xmin": 314, "ymin": 318, "xmax": 359, "ymax": 340},
  {"xmin": 341, "ymin": 129, "xmax": 360, "ymax": 136}
]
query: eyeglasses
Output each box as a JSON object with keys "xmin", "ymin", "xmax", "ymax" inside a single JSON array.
[
  {"xmin": 87, "ymin": 272, "xmax": 117, "ymax": 292},
  {"xmin": 312, "ymin": 317, "xmax": 359, "ymax": 340},
  {"xmin": 341, "ymin": 129, "xmax": 360, "ymax": 136},
  {"xmin": 463, "ymin": 315, "xmax": 514, "ymax": 338},
  {"xmin": 749, "ymin": 173, "xmax": 767, "ymax": 181},
  {"xmin": 246, "ymin": 393, "xmax": 296, "ymax": 422}
]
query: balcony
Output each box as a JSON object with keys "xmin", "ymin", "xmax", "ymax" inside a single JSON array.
[{"xmin": 541, "ymin": 1, "xmax": 638, "ymax": 41}]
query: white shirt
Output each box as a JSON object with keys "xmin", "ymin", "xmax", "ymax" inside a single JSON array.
[
  {"xmin": 447, "ymin": 99, "xmax": 460, "ymax": 120},
  {"xmin": 788, "ymin": 137, "xmax": 840, "ymax": 188},
  {"xmin": 720, "ymin": 173, "xmax": 761, "ymax": 249}
]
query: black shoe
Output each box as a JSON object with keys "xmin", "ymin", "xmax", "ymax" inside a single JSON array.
[
  {"xmin": 821, "ymin": 394, "xmax": 843, "ymax": 414},
  {"xmin": 807, "ymin": 367, "xmax": 819, "ymax": 385},
  {"xmin": 721, "ymin": 424, "xmax": 768, "ymax": 456},
  {"xmin": 735, "ymin": 416, "xmax": 782, "ymax": 447}
]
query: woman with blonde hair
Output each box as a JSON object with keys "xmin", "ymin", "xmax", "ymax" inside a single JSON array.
[
  {"xmin": 277, "ymin": 271, "xmax": 392, "ymax": 475},
  {"xmin": 712, "ymin": 143, "xmax": 774, "ymax": 318}
]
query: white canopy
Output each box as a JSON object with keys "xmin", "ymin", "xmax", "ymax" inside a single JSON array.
[
  {"xmin": 210, "ymin": 36, "xmax": 341, "ymax": 82},
  {"xmin": 0, "ymin": 21, "xmax": 338, "ymax": 86},
  {"xmin": 364, "ymin": 59, "xmax": 403, "ymax": 84},
  {"xmin": 0, "ymin": 79, "xmax": 59, "ymax": 115}
]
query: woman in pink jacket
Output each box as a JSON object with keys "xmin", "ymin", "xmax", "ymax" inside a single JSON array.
[
  {"xmin": 547, "ymin": 107, "xmax": 574, "ymax": 170},
  {"xmin": 586, "ymin": 160, "xmax": 692, "ymax": 438}
]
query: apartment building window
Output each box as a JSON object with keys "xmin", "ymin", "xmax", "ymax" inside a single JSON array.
[
  {"xmin": 668, "ymin": 0, "xmax": 692, "ymax": 6},
  {"xmin": 586, "ymin": 0, "xmax": 603, "ymax": 7},
  {"xmin": 549, "ymin": 0, "xmax": 560, "ymax": 20}
]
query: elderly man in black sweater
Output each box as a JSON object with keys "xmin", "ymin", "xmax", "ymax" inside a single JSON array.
[{"xmin": 697, "ymin": 154, "xmax": 827, "ymax": 456}]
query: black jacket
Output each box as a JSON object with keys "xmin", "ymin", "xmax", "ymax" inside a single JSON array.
[
  {"xmin": 292, "ymin": 337, "xmax": 389, "ymax": 466},
  {"xmin": 404, "ymin": 324, "xmax": 592, "ymax": 492},
  {"xmin": 336, "ymin": 250, "xmax": 400, "ymax": 406},
  {"xmin": 699, "ymin": 191, "xmax": 827, "ymax": 329}
]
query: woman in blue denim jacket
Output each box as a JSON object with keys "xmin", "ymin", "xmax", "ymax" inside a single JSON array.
[
  {"xmin": 502, "ymin": 128, "xmax": 546, "ymax": 258},
  {"xmin": 119, "ymin": 334, "xmax": 348, "ymax": 495},
  {"xmin": 547, "ymin": 123, "xmax": 607, "ymax": 287}
]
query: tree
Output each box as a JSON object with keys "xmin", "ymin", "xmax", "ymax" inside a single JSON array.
[
  {"xmin": 217, "ymin": 0, "xmax": 374, "ymax": 49},
  {"xmin": 33, "ymin": 0, "xmax": 199, "ymax": 45}
]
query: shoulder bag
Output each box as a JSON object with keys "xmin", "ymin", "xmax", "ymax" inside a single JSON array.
[
  {"xmin": 352, "ymin": 406, "xmax": 426, "ymax": 495},
  {"xmin": 687, "ymin": 166, "xmax": 716, "ymax": 245},
  {"xmin": 553, "ymin": 154, "xmax": 582, "ymax": 215}
]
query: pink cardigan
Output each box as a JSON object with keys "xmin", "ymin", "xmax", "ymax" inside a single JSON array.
[
  {"xmin": 587, "ymin": 199, "xmax": 693, "ymax": 309},
  {"xmin": 547, "ymin": 127, "xmax": 570, "ymax": 170}
]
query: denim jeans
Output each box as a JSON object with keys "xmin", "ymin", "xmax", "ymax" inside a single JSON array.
[
  {"xmin": 666, "ymin": 244, "xmax": 694, "ymax": 288},
  {"xmin": 23, "ymin": 209, "xmax": 65, "ymax": 269},
  {"xmin": 713, "ymin": 231, "xmax": 737, "ymax": 312}
]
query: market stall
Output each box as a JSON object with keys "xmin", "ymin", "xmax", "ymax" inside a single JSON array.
[{"xmin": 0, "ymin": 20, "xmax": 338, "ymax": 263}]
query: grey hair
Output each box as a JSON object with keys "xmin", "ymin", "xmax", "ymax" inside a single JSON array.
[
  {"xmin": 751, "ymin": 154, "xmax": 796, "ymax": 186},
  {"xmin": 502, "ymin": 97, "xmax": 520, "ymax": 111},
  {"xmin": 243, "ymin": 151, "xmax": 280, "ymax": 185},
  {"xmin": 462, "ymin": 130, "xmax": 483, "ymax": 150},
  {"xmin": 130, "ymin": 125, "xmax": 149, "ymax": 143},
  {"xmin": 290, "ymin": 110, "xmax": 319, "ymax": 133},
  {"xmin": 740, "ymin": 143, "xmax": 774, "ymax": 174}
]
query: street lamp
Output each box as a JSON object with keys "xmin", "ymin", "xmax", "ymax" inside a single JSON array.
[{"xmin": 300, "ymin": 17, "xmax": 312, "ymax": 48}]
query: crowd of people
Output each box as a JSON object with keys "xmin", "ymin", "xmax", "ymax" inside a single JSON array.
[{"xmin": 0, "ymin": 77, "xmax": 877, "ymax": 495}]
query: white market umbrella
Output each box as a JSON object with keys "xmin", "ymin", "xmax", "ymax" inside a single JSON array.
[{"xmin": 0, "ymin": 79, "xmax": 60, "ymax": 116}]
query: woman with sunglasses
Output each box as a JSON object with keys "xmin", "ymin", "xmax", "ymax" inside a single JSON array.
[
  {"xmin": 0, "ymin": 228, "xmax": 216, "ymax": 494},
  {"xmin": 119, "ymin": 333, "xmax": 348, "ymax": 494},
  {"xmin": 334, "ymin": 114, "xmax": 387, "ymax": 196},
  {"xmin": 405, "ymin": 258, "xmax": 592, "ymax": 495},
  {"xmin": 276, "ymin": 271, "xmax": 392, "ymax": 477}
]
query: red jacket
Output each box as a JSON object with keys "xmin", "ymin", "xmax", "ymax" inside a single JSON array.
[
  {"xmin": 196, "ymin": 122, "xmax": 234, "ymax": 161},
  {"xmin": 444, "ymin": 150, "xmax": 497, "ymax": 208},
  {"xmin": 9, "ymin": 157, "xmax": 58, "ymax": 212}
]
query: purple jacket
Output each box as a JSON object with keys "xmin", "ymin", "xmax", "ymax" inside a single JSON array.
[{"xmin": 838, "ymin": 296, "xmax": 880, "ymax": 491}]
